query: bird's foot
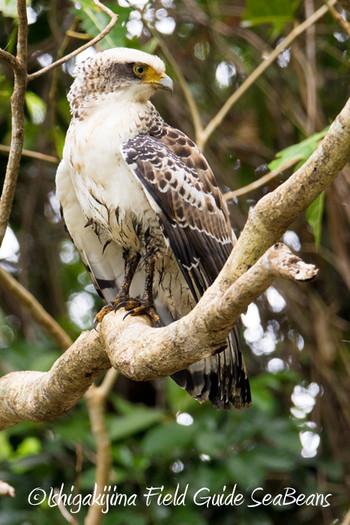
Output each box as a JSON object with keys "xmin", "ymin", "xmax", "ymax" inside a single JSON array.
[
  {"xmin": 120, "ymin": 298, "xmax": 160, "ymax": 327},
  {"xmin": 94, "ymin": 295, "xmax": 160, "ymax": 327},
  {"xmin": 93, "ymin": 291, "xmax": 129, "ymax": 326}
]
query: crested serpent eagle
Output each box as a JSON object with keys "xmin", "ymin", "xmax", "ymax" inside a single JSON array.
[{"xmin": 56, "ymin": 47, "xmax": 251, "ymax": 410}]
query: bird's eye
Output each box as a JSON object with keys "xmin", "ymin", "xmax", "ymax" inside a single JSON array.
[{"xmin": 133, "ymin": 64, "xmax": 147, "ymax": 78}]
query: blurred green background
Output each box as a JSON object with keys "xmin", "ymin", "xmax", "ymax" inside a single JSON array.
[{"xmin": 0, "ymin": 0, "xmax": 349, "ymax": 523}]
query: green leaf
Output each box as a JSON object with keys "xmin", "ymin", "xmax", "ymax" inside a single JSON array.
[
  {"xmin": 53, "ymin": 126, "xmax": 66, "ymax": 159},
  {"xmin": 0, "ymin": 432, "xmax": 14, "ymax": 460},
  {"xmin": 226, "ymin": 453, "xmax": 265, "ymax": 489},
  {"xmin": 107, "ymin": 408, "xmax": 164, "ymax": 442},
  {"xmin": 242, "ymin": 0, "xmax": 301, "ymax": 30},
  {"xmin": 25, "ymin": 91, "xmax": 46, "ymax": 124},
  {"xmin": 306, "ymin": 192, "xmax": 325, "ymax": 250},
  {"xmin": 268, "ymin": 129, "xmax": 328, "ymax": 172},
  {"xmin": 194, "ymin": 430, "xmax": 227, "ymax": 456},
  {"xmin": 71, "ymin": 0, "xmax": 131, "ymax": 50},
  {"xmin": 0, "ymin": 0, "xmax": 19, "ymax": 18},
  {"xmin": 142, "ymin": 422, "xmax": 195, "ymax": 456},
  {"xmin": 15, "ymin": 437, "xmax": 42, "ymax": 457}
]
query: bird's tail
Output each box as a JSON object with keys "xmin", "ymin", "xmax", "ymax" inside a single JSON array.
[{"xmin": 171, "ymin": 324, "xmax": 251, "ymax": 410}]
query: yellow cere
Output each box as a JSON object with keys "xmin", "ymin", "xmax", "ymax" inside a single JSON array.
[{"xmin": 133, "ymin": 63, "xmax": 165, "ymax": 85}]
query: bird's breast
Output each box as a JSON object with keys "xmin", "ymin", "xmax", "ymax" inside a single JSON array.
[{"xmin": 65, "ymin": 106, "xmax": 166, "ymax": 256}]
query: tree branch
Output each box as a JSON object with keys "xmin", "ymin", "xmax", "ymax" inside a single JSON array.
[
  {"xmin": 0, "ymin": 144, "xmax": 59, "ymax": 164},
  {"xmin": 335, "ymin": 0, "xmax": 350, "ymax": 16},
  {"xmin": 340, "ymin": 507, "xmax": 350, "ymax": 525},
  {"xmin": 0, "ymin": 244, "xmax": 317, "ymax": 429},
  {"xmin": 152, "ymin": 35, "xmax": 204, "ymax": 144},
  {"xmin": 223, "ymin": 158, "xmax": 299, "ymax": 200},
  {"xmin": 0, "ymin": 0, "xmax": 118, "ymax": 250},
  {"xmin": 197, "ymin": 0, "xmax": 336, "ymax": 150},
  {"xmin": 0, "ymin": 266, "xmax": 72, "ymax": 351},
  {"xmin": 1, "ymin": 41, "xmax": 350, "ymax": 431},
  {"xmin": 100, "ymin": 244, "xmax": 317, "ymax": 382},
  {"xmin": 326, "ymin": 0, "xmax": 350, "ymax": 37},
  {"xmin": 27, "ymin": 0, "xmax": 119, "ymax": 82},
  {"xmin": 217, "ymin": 96, "xmax": 350, "ymax": 286},
  {"xmin": 84, "ymin": 370, "xmax": 118, "ymax": 524},
  {"xmin": 0, "ymin": 480, "xmax": 15, "ymax": 497},
  {"xmin": 0, "ymin": 0, "xmax": 28, "ymax": 247},
  {"xmin": 0, "ymin": 330, "xmax": 109, "ymax": 430}
]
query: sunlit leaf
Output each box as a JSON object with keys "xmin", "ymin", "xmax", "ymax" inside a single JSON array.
[
  {"xmin": 306, "ymin": 192, "xmax": 325, "ymax": 250},
  {"xmin": 25, "ymin": 91, "xmax": 46, "ymax": 124},
  {"xmin": 242, "ymin": 0, "xmax": 301, "ymax": 30},
  {"xmin": 268, "ymin": 128, "xmax": 328, "ymax": 172},
  {"xmin": 15, "ymin": 437, "xmax": 42, "ymax": 457},
  {"xmin": 53, "ymin": 126, "xmax": 65, "ymax": 158},
  {"xmin": 0, "ymin": 0, "xmax": 18, "ymax": 18},
  {"xmin": 0, "ymin": 432, "xmax": 14, "ymax": 460}
]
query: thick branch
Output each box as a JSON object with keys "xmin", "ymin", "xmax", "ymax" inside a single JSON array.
[
  {"xmin": 0, "ymin": 331, "xmax": 109, "ymax": 430},
  {"xmin": 0, "ymin": 244, "xmax": 317, "ymax": 429},
  {"xmin": 100, "ymin": 244, "xmax": 317, "ymax": 381},
  {"xmin": 1, "ymin": 85, "xmax": 350, "ymax": 430},
  {"xmin": 216, "ymin": 96, "xmax": 350, "ymax": 288}
]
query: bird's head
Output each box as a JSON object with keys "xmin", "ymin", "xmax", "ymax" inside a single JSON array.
[{"xmin": 68, "ymin": 47, "xmax": 173, "ymax": 114}]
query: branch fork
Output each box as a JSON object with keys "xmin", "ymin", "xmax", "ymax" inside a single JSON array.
[{"xmin": 0, "ymin": 242, "xmax": 317, "ymax": 430}]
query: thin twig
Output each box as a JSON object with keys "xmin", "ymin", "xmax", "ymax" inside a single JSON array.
[
  {"xmin": 99, "ymin": 368, "xmax": 119, "ymax": 398},
  {"xmin": 224, "ymin": 158, "xmax": 299, "ymax": 200},
  {"xmin": 326, "ymin": 0, "xmax": 350, "ymax": 37},
  {"xmin": 304, "ymin": 0, "xmax": 318, "ymax": 134},
  {"xmin": 153, "ymin": 35, "xmax": 204, "ymax": 143},
  {"xmin": 340, "ymin": 507, "xmax": 350, "ymax": 525},
  {"xmin": 55, "ymin": 487, "xmax": 79, "ymax": 525},
  {"xmin": 0, "ymin": 266, "xmax": 72, "ymax": 350},
  {"xmin": 0, "ymin": 144, "xmax": 59, "ymax": 164},
  {"xmin": 66, "ymin": 30, "xmax": 92, "ymax": 40},
  {"xmin": 48, "ymin": 17, "xmax": 80, "ymax": 150},
  {"xmin": 0, "ymin": 48, "xmax": 22, "ymax": 74},
  {"xmin": 197, "ymin": 0, "xmax": 336, "ymax": 150},
  {"xmin": 27, "ymin": 0, "xmax": 119, "ymax": 82},
  {"xmin": 336, "ymin": 0, "xmax": 350, "ymax": 13}
]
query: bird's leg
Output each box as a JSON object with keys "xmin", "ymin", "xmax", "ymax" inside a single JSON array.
[
  {"xmin": 122, "ymin": 257, "xmax": 160, "ymax": 326},
  {"xmin": 94, "ymin": 253, "xmax": 160, "ymax": 326},
  {"xmin": 94, "ymin": 253, "xmax": 141, "ymax": 324}
]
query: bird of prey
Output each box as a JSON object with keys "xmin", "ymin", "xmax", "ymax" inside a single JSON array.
[{"xmin": 56, "ymin": 47, "xmax": 251, "ymax": 409}]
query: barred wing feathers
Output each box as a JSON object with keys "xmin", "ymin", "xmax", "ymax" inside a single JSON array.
[{"xmin": 121, "ymin": 126, "xmax": 251, "ymax": 409}]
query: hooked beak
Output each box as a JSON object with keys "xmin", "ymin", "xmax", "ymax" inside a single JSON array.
[{"xmin": 158, "ymin": 74, "xmax": 174, "ymax": 92}]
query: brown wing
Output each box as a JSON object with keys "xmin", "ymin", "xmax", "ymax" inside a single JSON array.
[
  {"xmin": 121, "ymin": 124, "xmax": 251, "ymax": 409},
  {"xmin": 121, "ymin": 128, "xmax": 232, "ymax": 299}
]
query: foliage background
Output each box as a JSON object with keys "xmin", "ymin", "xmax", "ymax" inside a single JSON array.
[{"xmin": 0, "ymin": 0, "xmax": 350, "ymax": 523}]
